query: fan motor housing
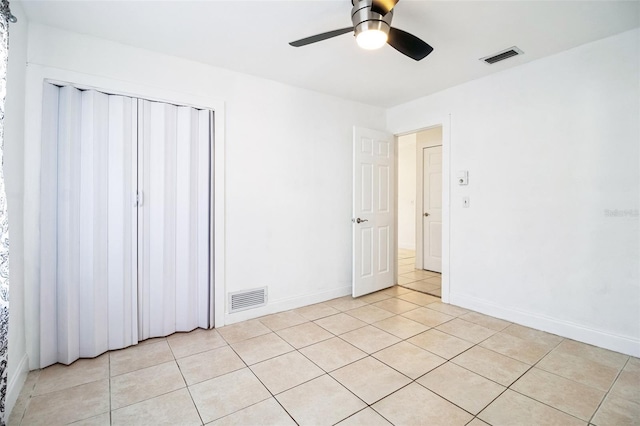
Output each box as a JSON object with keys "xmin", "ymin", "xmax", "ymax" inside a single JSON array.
[{"xmin": 351, "ymin": 0, "xmax": 393, "ymax": 38}]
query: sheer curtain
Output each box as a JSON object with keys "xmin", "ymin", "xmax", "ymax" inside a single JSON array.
[{"xmin": 0, "ymin": 0, "xmax": 14, "ymax": 422}]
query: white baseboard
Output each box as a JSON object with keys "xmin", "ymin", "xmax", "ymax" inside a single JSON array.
[
  {"xmin": 5, "ymin": 353, "xmax": 29, "ymax": 418},
  {"xmin": 450, "ymin": 292, "xmax": 640, "ymax": 357},
  {"xmin": 224, "ymin": 285, "xmax": 352, "ymax": 325}
]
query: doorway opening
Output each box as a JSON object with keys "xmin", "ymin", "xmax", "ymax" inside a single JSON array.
[{"xmin": 396, "ymin": 126, "xmax": 443, "ymax": 298}]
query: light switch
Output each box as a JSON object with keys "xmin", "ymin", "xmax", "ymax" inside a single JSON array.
[
  {"xmin": 457, "ymin": 171, "xmax": 469, "ymax": 185},
  {"xmin": 462, "ymin": 196, "xmax": 470, "ymax": 208}
]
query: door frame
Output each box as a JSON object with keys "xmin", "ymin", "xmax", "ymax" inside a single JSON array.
[
  {"xmin": 23, "ymin": 65, "xmax": 226, "ymax": 369},
  {"xmin": 394, "ymin": 117, "xmax": 451, "ymax": 303}
]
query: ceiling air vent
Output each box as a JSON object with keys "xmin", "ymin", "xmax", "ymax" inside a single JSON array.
[
  {"xmin": 480, "ymin": 46, "xmax": 524, "ymax": 64},
  {"xmin": 229, "ymin": 287, "xmax": 268, "ymax": 313}
]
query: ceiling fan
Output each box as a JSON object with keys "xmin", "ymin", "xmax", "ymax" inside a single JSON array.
[{"xmin": 289, "ymin": 0, "xmax": 434, "ymax": 61}]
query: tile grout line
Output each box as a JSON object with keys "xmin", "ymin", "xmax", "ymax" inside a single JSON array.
[
  {"xmin": 168, "ymin": 340, "xmax": 207, "ymax": 426},
  {"xmin": 587, "ymin": 355, "xmax": 630, "ymax": 425}
]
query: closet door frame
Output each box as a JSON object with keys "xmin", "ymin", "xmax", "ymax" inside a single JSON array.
[{"xmin": 24, "ymin": 66, "xmax": 226, "ymax": 370}]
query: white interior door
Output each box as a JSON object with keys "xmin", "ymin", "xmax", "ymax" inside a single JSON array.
[
  {"xmin": 353, "ymin": 127, "xmax": 395, "ymax": 297},
  {"xmin": 422, "ymin": 146, "xmax": 442, "ymax": 272}
]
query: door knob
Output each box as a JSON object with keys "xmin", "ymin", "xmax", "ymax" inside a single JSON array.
[
  {"xmin": 424, "ymin": 212, "xmax": 430, "ymax": 217},
  {"xmin": 356, "ymin": 218, "xmax": 369, "ymax": 224}
]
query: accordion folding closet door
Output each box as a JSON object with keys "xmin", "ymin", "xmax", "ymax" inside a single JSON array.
[{"xmin": 39, "ymin": 83, "xmax": 212, "ymax": 368}]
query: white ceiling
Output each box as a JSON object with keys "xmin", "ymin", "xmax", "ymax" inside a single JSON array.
[{"xmin": 20, "ymin": 0, "xmax": 640, "ymax": 108}]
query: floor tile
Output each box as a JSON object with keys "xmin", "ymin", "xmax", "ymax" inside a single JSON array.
[
  {"xmin": 397, "ymin": 257, "xmax": 415, "ymax": 265},
  {"xmin": 135, "ymin": 336, "xmax": 168, "ymax": 346},
  {"xmin": 177, "ymin": 345, "xmax": 245, "ymax": 386},
  {"xmin": 610, "ymin": 359, "xmax": 640, "ymax": 403},
  {"xmin": 34, "ymin": 353, "xmax": 109, "ymax": 396},
  {"xmin": 592, "ymin": 393, "xmax": 640, "ymax": 426},
  {"xmin": 396, "ymin": 275, "xmax": 419, "ymax": 286},
  {"xmin": 216, "ymin": 319, "xmax": 272, "ymax": 344},
  {"xmin": 436, "ymin": 318, "xmax": 497, "ymax": 343},
  {"xmin": 397, "ymin": 291, "xmax": 440, "ymax": 306},
  {"xmin": 479, "ymin": 332, "xmax": 551, "ymax": 364},
  {"xmin": 425, "ymin": 301, "xmax": 470, "ymax": 316},
  {"xmin": 189, "ymin": 368, "xmax": 271, "ymax": 423},
  {"xmin": 9, "ymin": 371, "xmax": 40, "ymax": 425},
  {"xmin": 337, "ymin": 407, "xmax": 392, "ymax": 425},
  {"xmin": 276, "ymin": 321, "xmax": 333, "ymax": 349},
  {"xmin": 69, "ymin": 413, "xmax": 110, "ymax": 426},
  {"xmin": 299, "ymin": 337, "xmax": 367, "ymax": 372},
  {"xmin": 401, "ymin": 306, "xmax": 454, "ymax": 327},
  {"xmin": 400, "ymin": 270, "xmax": 436, "ymax": 280},
  {"xmin": 536, "ymin": 350, "xmax": 620, "ymax": 391},
  {"xmin": 258, "ymin": 311, "xmax": 308, "ymax": 331},
  {"xmin": 372, "ymin": 315, "xmax": 429, "ymax": 339},
  {"xmin": 293, "ymin": 303, "xmax": 340, "ymax": 321},
  {"xmin": 111, "ymin": 388, "xmax": 201, "ymax": 426},
  {"xmin": 167, "ymin": 328, "xmax": 227, "ymax": 359},
  {"xmin": 110, "ymin": 360, "xmax": 185, "ymax": 409},
  {"xmin": 478, "ymin": 389, "xmax": 585, "ymax": 426},
  {"xmin": 452, "ymin": 346, "xmax": 530, "ymax": 386},
  {"xmin": 250, "ymin": 351, "xmax": 324, "ymax": 394},
  {"xmin": 423, "ymin": 276, "xmax": 442, "ymax": 286},
  {"xmin": 324, "ymin": 296, "xmax": 368, "ymax": 311},
  {"xmin": 430, "ymin": 288, "xmax": 442, "ymax": 297},
  {"xmin": 501, "ymin": 323, "xmax": 563, "ymax": 349},
  {"xmin": 466, "ymin": 419, "xmax": 491, "ymax": 426},
  {"xmin": 381, "ymin": 286, "xmax": 411, "ymax": 296},
  {"xmin": 276, "ymin": 375, "xmax": 366, "ymax": 426},
  {"xmin": 210, "ymin": 398, "xmax": 296, "ymax": 426},
  {"xmin": 460, "ymin": 312, "xmax": 511, "ymax": 331},
  {"xmin": 230, "ymin": 332, "xmax": 294, "ymax": 365},
  {"xmin": 373, "ymin": 298, "xmax": 420, "ymax": 314},
  {"xmin": 314, "ymin": 313, "xmax": 367, "ymax": 335},
  {"xmin": 110, "ymin": 340, "xmax": 174, "ymax": 376},
  {"xmin": 356, "ymin": 291, "xmax": 393, "ymax": 304},
  {"xmin": 554, "ymin": 340, "xmax": 628, "ymax": 370},
  {"xmin": 397, "ymin": 265, "xmax": 415, "ymax": 275},
  {"xmin": 511, "ymin": 367, "xmax": 605, "ymax": 421},
  {"xmin": 418, "ymin": 362, "xmax": 506, "ymax": 415},
  {"xmin": 408, "ymin": 329, "xmax": 474, "ymax": 359},
  {"xmin": 22, "ymin": 379, "xmax": 109, "ymax": 426},
  {"xmin": 345, "ymin": 305, "xmax": 395, "ymax": 324},
  {"xmin": 331, "ymin": 357, "xmax": 411, "ymax": 404},
  {"xmin": 373, "ymin": 382, "xmax": 472, "ymax": 426},
  {"xmin": 373, "ymin": 341, "xmax": 445, "ymax": 379},
  {"xmin": 402, "ymin": 281, "xmax": 441, "ymax": 293},
  {"xmin": 339, "ymin": 325, "xmax": 401, "ymax": 354}
]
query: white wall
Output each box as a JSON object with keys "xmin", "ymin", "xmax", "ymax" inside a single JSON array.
[
  {"xmin": 397, "ymin": 133, "xmax": 416, "ymax": 250},
  {"xmin": 387, "ymin": 29, "xmax": 640, "ymax": 356},
  {"xmin": 3, "ymin": 2, "xmax": 29, "ymax": 415},
  {"xmin": 21, "ymin": 24, "xmax": 386, "ymax": 366}
]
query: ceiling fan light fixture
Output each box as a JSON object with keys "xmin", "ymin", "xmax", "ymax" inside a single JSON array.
[{"xmin": 356, "ymin": 28, "xmax": 388, "ymax": 50}]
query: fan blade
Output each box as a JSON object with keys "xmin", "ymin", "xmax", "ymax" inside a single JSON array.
[
  {"xmin": 371, "ymin": 0, "xmax": 399, "ymax": 16},
  {"xmin": 387, "ymin": 27, "xmax": 434, "ymax": 61},
  {"xmin": 289, "ymin": 27, "xmax": 353, "ymax": 47}
]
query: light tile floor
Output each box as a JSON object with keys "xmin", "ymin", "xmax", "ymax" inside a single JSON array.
[
  {"xmin": 10, "ymin": 287, "xmax": 639, "ymax": 426},
  {"xmin": 397, "ymin": 249, "xmax": 441, "ymax": 297}
]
